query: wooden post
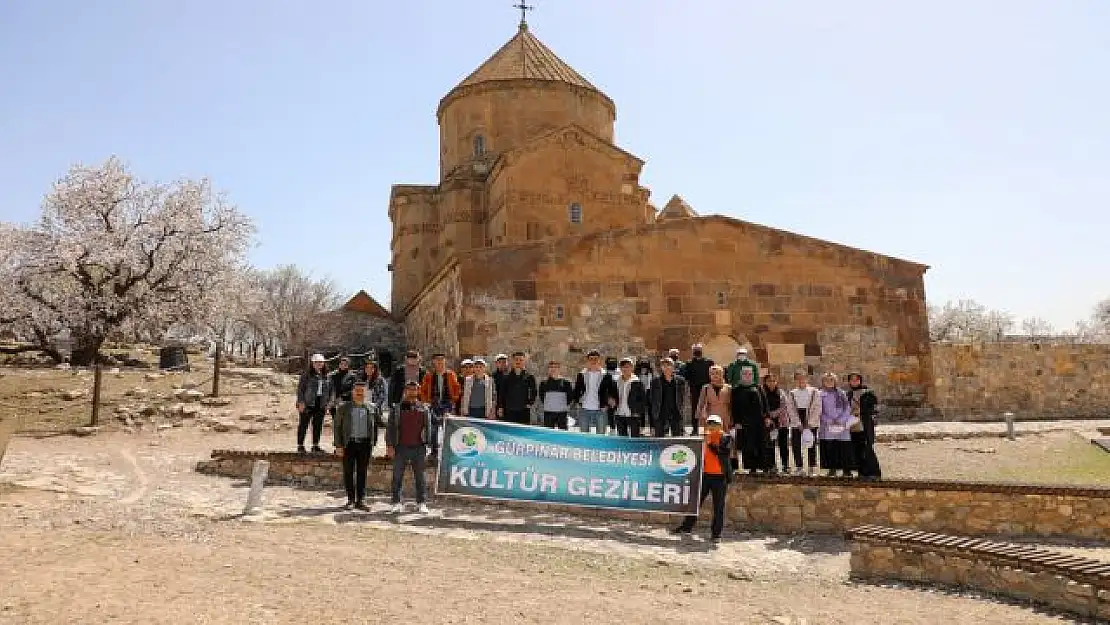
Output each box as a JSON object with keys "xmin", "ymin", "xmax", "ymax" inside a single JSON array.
[
  {"xmin": 212, "ymin": 341, "xmax": 222, "ymax": 398},
  {"xmin": 90, "ymin": 360, "xmax": 102, "ymax": 426}
]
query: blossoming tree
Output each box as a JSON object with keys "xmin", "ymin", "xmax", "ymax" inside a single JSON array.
[{"xmin": 1, "ymin": 157, "xmax": 254, "ymax": 365}]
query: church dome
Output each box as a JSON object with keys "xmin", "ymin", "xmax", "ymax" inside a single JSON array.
[
  {"xmin": 442, "ymin": 23, "xmax": 608, "ymax": 104},
  {"xmin": 437, "ymin": 22, "xmax": 616, "ymax": 180}
]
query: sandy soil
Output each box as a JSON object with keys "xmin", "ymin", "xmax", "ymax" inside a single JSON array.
[
  {"xmin": 1, "ymin": 366, "xmax": 1107, "ymax": 624},
  {"xmin": 0, "ymin": 426, "xmax": 1094, "ymax": 625}
]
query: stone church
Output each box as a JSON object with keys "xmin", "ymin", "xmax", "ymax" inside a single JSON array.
[{"xmin": 387, "ymin": 19, "xmax": 934, "ymax": 419}]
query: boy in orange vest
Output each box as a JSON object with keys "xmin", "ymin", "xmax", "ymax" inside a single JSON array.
[{"xmin": 671, "ymin": 414, "xmax": 733, "ymax": 543}]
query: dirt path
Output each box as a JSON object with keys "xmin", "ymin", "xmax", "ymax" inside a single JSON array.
[
  {"xmin": 0, "ymin": 516, "xmax": 1081, "ymax": 625},
  {"xmin": 0, "ymin": 429, "xmax": 1093, "ymax": 624}
]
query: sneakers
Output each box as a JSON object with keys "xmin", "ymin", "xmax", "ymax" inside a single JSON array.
[
  {"xmin": 343, "ymin": 500, "xmax": 354, "ymax": 510},
  {"xmin": 354, "ymin": 501, "xmax": 370, "ymax": 511},
  {"xmin": 297, "ymin": 445, "xmax": 307, "ymax": 455},
  {"xmin": 389, "ymin": 503, "xmax": 403, "ymax": 514},
  {"xmin": 808, "ymin": 467, "xmax": 817, "ymax": 477},
  {"xmin": 670, "ymin": 525, "xmax": 692, "ymax": 535},
  {"xmin": 417, "ymin": 503, "xmax": 430, "ymax": 515},
  {"xmin": 311, "ymin": 446, "xmax": 324, "ymax": 454}
]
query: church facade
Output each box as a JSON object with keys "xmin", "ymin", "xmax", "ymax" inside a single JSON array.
[{"xmin": 388, "ymin": 22, "xmax": 934, "ymax": 419}]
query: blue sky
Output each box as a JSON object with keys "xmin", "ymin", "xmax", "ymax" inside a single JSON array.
[{"xmin": 2, "ymin": 1, "xmax": 1107, "ymax": 329}]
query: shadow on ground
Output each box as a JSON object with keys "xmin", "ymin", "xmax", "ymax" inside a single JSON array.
[{"xmin": 267, "ymin": 492, "xmax": 852, "ymax": 557}]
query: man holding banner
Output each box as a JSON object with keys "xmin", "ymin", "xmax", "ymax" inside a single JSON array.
[{"xmin": 672, "ymin": 414, "xmax": 732, "ymax": 542}]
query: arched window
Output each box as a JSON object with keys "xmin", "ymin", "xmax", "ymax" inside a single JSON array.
[
  {"xmin": 473, "ymin": 135, "xmax": 485, "ymax": 157},
  {"xmin": 568, "ymin": 202, "xmax": 582, "ymax": 224}
]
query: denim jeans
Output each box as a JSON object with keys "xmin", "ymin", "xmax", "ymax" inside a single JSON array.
[
  {"xmin": 578, "ymin": 409, "xmax": 607, "ymax": 435},
  {"xmin": 429, "ymin": 400, "xmax": 452, "ymax": 450},
  {"xmin": 391, "ymin": 444, "xmax": 427, "ymax": 504}
]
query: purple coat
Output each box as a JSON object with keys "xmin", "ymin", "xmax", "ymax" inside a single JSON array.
[{"xmin": 818, "ymin": 388, "xmax": 852, "ymax": 441}]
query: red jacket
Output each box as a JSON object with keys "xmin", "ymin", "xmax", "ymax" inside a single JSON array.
[{"xmin": 420, "ymin": 370, "xmax": 461, "ymax": 406}]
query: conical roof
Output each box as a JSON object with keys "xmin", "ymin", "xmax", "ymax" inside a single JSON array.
[
  {"xmin": 657, "ymin": 195, "xmax": 699, "ymax": 221},
  {"xmin": 448, "ymin": 23, "xmax": 601, "ymax": 95}
]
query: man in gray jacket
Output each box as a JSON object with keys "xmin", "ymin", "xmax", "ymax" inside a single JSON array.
[{"xmin": 333, "ymin": 381, "xmax": 383, "ymax": 510}]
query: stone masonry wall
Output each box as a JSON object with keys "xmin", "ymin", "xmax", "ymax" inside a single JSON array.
[
  {"xmin": 932, "ymin": 342, "xmax": 1110, "ymax": 420},
  {"xmin": 731, "ymin": 476, "xmax": 1110, "ymax": 541},
  {"xmin": 439, "ymin": 217, "xmax": 932, "ymax": 419},
  {"xmin": 849, "ymin": 535, "xmax": 1110, "ymax": 620},
  {"xmin": 457, "ymin": 294, "xmax": 647, "ymax": 373},
  {"xmin": 403, "ymin": 261, "xmax": 462, "ymax": 359},
  {"xmin": 198, "ymin": 452, "xmax": 1110, "ymax": 543}
]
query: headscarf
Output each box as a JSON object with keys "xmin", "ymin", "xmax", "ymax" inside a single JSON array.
[{"xmin": 821, "ymin": 372, "xmax": 850, "ymax": 411}]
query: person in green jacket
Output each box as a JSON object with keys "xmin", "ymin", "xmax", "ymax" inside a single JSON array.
[
  {"xmin": 725, "ymin": 347, "xmax": 760, "ymax": 389},
  {"xmin": 333, "ymin": 381, "xmax": 382, "ymax": 510}
]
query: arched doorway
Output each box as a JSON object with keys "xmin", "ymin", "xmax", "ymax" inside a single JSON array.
[{"xmin": 699, "ymin": 334, "xmax": 744, "ymax": 368}]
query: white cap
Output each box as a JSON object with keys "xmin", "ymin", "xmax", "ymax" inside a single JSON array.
[
  {"xmin": 706, "ymin": 415, "xmax": 723, "ymax": 425},
  {"xmin": 461, "ymin": 359, "xmax": 473, "ymax": 366},
  {"xmin": 474, "ymin": 358, "xmax": 487, "ymax": 366},
  {"xmin": 310, "ymin": 353, "xmax": 326, "ymax": 363},
  {"xmin": 737, "ymin": 347, "xmax": 748, "ymax": 355},
  {"xmin": 495, "ymin": 353, "xmax": 508, "ymax": 361},
  {"xmin": 692, "ymin": 343, "xmax": 704, "ymax": 350},
  {"xmin": 668, "ymin": 348, "xmax": 680, "ymax": 353}
]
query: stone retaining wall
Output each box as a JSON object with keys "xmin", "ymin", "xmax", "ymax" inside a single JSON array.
[
  {"xmin": 932, "ymin": 342, "xmax": 1110, "ymax": 421},
  {"xmin": 732, "ymin": 475, "xmax": 1110, "ymax": 542},
  {"xmin": 847, "ymin": 525, "xmax": 1110, "ymax": 620},
  {"xmin": 198, "ymin": 451, "xmax": 1110, "ymax": 542}
]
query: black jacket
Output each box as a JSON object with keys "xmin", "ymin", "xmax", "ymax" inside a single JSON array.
[
  {"xmin": 649, "ymin": 374, "xmax": 690, "ymax": 422},
  {"xmin": 330, "ymin": 368, "xmax": 356, "ymax": 403},
  {"xmin": 682, "ymin": 357, "xmax": 714, "ymax": 392},
  {"xmin": 295, "ymin": 370, "xmax": 333, "ymax": 410},
  {"xmin": 388, "ymin": 365, "xmax": 426, "ymax": 406},
  {"xmin": 612, "ymin": 376, "xmax": 647, "ymax": 418},
  {"xmin": 573, "ymin": 369, "xmax": 618, "ymax": 410},
  {"xmin": 497, "ymin": 369, "xmax": 537, "ymax": 411},
  {"xmin": 538, "ymin": 377, "xmax": 573, "ymax": 409},
  {"xmin": 492, "ymin": 368, "xmax": 508, "ymax": 401},
  {"xmin": 732, "ymin": 384, "xmax": 769, "ymax": 430}
]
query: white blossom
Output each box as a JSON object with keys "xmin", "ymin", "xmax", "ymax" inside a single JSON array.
[{"xmin": 1, "ymin": 157, "xmax": 253, "ymax": 363}]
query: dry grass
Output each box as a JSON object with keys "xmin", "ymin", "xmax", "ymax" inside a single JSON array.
[
  {"xmin": 0, "ymin": 365, "xmax": 274, "ymax": 433},
  {"xmin": 878, "ymin": 431, "xmax": 1110, "ymax": 487}
]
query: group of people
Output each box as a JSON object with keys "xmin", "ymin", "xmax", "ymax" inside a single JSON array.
[
  {"xmin": 292, "ymin": 343, "xmax": 884, "ymax": 525},
  {"xmin": 295, "ymin": 352, "xmax": 431, "ymax": 514}
]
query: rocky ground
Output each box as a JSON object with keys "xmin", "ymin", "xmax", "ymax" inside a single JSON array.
[
  {"xmin": 0, "ymin": 363, "xmax": 298, "ymax": 436},
  {"xmin": 0, "ymin": 365, "xmax": 1107, "ymax": 624}
]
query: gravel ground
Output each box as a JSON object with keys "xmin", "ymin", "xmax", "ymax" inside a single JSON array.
[{"xmin": 0, "ymin": 427, "xmax": 1096, "ymax": 624}]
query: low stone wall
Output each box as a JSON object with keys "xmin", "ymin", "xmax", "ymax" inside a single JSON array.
[
  {"xmin": 932, "ymin": 342, "xmax": 1110, "ymax": 421},
  {"xmin": 199, "ymin": 451, "xmax": 1110, "ymax": 542},
  {"xmin": 196, "ymin": 450, "xmax": 680, "ymax": 525},
  {"xmin": 847, "ymin": 525, "xmax": 1110, "ymax": 620},
  {"xmin": 732, "ymin": 475, "xmax": 1110, "ymax": 542}
]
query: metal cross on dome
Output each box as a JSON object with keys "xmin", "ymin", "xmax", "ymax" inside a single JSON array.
[{"xmin": 513, "ymin": 2, "xmax": 534, "ymax": 26}]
